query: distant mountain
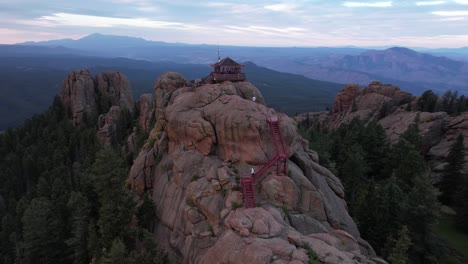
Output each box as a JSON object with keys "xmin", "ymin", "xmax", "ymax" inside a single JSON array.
[
  {"xmin": 266, "ymin": 47, "xmax": 468, "ymax": 95},
  {"xmin": 16, "ymin": 34, "xmax": 468, "ymax": 95},
  {"xmin": 21, "ymin": 33, "xmax": 176, "ymax": 50},
  {"xmin": 417, "ymin": 47, "xmax": 468, "ymax": 61},
  {"xmin": 0, "ymin": 50, "xmax": 343, "ymax": 130},
  {"xmin": 17, "ymin": 33, "xmax": 367, "ymax": 64}
]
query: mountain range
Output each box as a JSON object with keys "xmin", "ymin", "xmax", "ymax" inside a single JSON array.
[
  {"xmin": 267, "ymin": 46, "xmax": 468, "ymax": 95},
  {"xmin": 18, "ymin": 34, "xmax": 468, "ymax": 95},
  {"xmin": 3, "ymin": 33, "xmax": 468, "ymax": 130}
]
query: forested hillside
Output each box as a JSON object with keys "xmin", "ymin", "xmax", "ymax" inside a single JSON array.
[
  {"xmin": 297, "ymin": 84, "xmax": 468, "ymax": 263},
  {"xmin": 0, "ymin": 98, "xmax": 167, "ymax": 263},
  {"xmin": 2, "ymin": 67, "xmax": 468, "ymax": 263},
  {"xmin": 0, "ymin": 54, "xmax": 343, "ymax": 130}
]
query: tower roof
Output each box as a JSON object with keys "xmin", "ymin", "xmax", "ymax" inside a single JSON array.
[{"xmin": 214, "ymin": 57, "xmax": 242, "ymax": 67}]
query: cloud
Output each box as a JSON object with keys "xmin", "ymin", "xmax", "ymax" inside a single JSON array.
[
  {"xmin": 453, "ymin": 0, "xmax": 468, "ymax": 4},
  {"xmin": 0, "ymin": 28, "xmax": 80, "ymax": 44},
  {"xmin": 264, "ymin": 3, "xmax": 297, "ymax": 12},
  {"xmin": 204, "ymin": 2, "xmax": 232, "ymax": 7},
  {"xmin": 415, "ymin": 1, "xmax": 446, "ymax": 5},
  {"xmin": 432, "ymin": 10, "xmax": 468, "ymax": 16},
  {"xmin": 226, "ymin": 25, "xmax": 306, "ymax": 37},
  {"xmin": 342, "ymin": 1, "xmax": 392, "ymax": 7},
  {"xmin": 17, "ymin": 12, "xmax": 205, "ymax": 30},
  {"xmin": 439, "ymin": 16, "xmax": 465, "ymax": 20}
]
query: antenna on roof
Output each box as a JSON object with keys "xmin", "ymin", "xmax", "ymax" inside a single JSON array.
[{"xmin": 217, "ymin": 42, "xmax": 221, "ymax": 62}]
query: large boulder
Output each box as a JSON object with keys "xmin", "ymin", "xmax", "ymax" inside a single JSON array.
[
  {"xmin": 127, "ymin": 73, "xmax": 384, "ymax": 263},
  {"xmin": 379, "ymin": 109, "xmax": 448, "ymax": 143}
]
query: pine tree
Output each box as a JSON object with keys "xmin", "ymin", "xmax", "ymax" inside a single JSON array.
[
  {"xmin": 22, "ymin": 197, "xmax": 68, "ymax": 264},
  {"xmin": 387, "ymin": 226, "xmax": 411, "ymax": 264},
  {"xmin": 131, "ymin": 230, "xmax": 168, "ymax": 264},
  {"xmin": 455, "ymin": 179, "xmax": 468, "ymax": 231},
  {"xmin": 98, "ymin": 192, "xmax": 135, "ymax": 249},
  {"xmin": 439, "ymin": 134, "xmax": 465, "ymax": 206},
  {"xmin": 88, "ymin": 148, "xmax": 135, "ymax": 250},
  {"xmin": 417, "ymin": 90, "xmax": 438, "ymax": 112},
  {"xmin": 390, "ymin": 140, "xmax": 426, "ymax": 190},
  {"xmin": 360, "ymin": 122, "xmax": 390, "ymax": 179},
  {"xmin": 404, "ymin": 174, "xmax": 440, "ymax": 262},
  {"xmin": 359, "ymin": 182, "xmax": 392, "ymax": 254},
  {"xmin": 99, "ymin": 238, "xmax": 134, "ymax": 264},
  {"xmin": 401, "ymin": 117, "xmax": 422, "ymax": 151},
  {"xmin": 137, "ymin": 193, "xmax": 156, "ymax": 231},
  {"xmin": 66, "ymin": 192, "xmax": 91, "ymax": 264},
  {"xmin": 339, "ymin": 144, "xmax": 368, "ymax": 205},
  {"xmin": 379, "ymin": 177, "xmax": 406, "ymax": 241},
  {"xmin": 358, "ymin": 177, "xmax": 407, "ymax": 255},
  {"xmin": 0, "ymin": 213, "xmax": 15, "ymax": 263}
]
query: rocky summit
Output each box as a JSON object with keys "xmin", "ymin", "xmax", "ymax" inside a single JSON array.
[
  {"xmin": 60, "ymin": 69, "xmax": 134, "ymax": 144},
  {"xmin": 296, "ymin": 81, "xmax": 468, "ymax": 176},
  {"xmin": 127, "ymin": 73, "xmax": 385, "ymax": 263}
]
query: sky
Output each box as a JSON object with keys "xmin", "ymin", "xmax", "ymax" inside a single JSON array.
[{"xmin": 1, "ymin": 0, "xmax": 468, "ymax": 48}]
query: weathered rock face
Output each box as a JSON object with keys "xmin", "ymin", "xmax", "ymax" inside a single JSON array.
[
  {"xmin": 428, "ymin": 112, "xmax": 468, "ymax": 171},
  {"xmin": 297, "ymin": 82, "xmax": 414, "ymax": 133},
  {"xmin": 137, "ymin": 94, "xmax": 155, "ymax": 133},
  {"xmin": 379, "ymin": 109, "xmax": 448, "ymax": 144},
  {"xmin": 333, "ymin": 84, "xmax": 361, "ymax": 113},
  {"xmin": 60, "ymin": 69, "xmax": 135, "ymax": 144},
  {"xmin": 97, "ymin": 106, "xmax": 122, "ymax": 145},
  {"xmin": 127, "ymin": 73, "xmax": 384, "ymax": 263},
  {"xmin": 296, "ymin": 81, "xmax": 468, "ymax": 175},
  {"xmin": 95, "ymin": 72, "xmax": 134, "ymax": 112},
  {"xmin": 60, "ymin": 69, "xmax": 97, "ymax": 127}
]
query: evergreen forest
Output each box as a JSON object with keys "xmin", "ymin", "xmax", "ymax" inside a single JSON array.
[
  {"xmin": 0, "ymin": 97, "xmax": 167, "ymax": 264},
  {"xmin": 1, "ymin": 86, "xmax": 468, "ymax": 264},
  {"xmin": 299, "ymin": 116, "xmax": 468, "ymax": 263}
]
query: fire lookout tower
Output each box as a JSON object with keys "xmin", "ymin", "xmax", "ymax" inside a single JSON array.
[{"xmin": 210, "ymin": 57, "xmax": 245, "ymax": 83}]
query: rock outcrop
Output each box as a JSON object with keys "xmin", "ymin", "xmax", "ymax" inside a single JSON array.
[
  {"xmin": 60, "ymin": 70, "xmax": 135, "ymax": 144},
  {"xmin": 429, "ymin": 112, "xmax": 468, "ymax": 169},
  {"xmin": 97, "ymin": 106, "xmax": 122, "ymax": 145},
  {"xmin": 137, "ymin": 93, "xmax": 155, "ymax": 133},
  {"xmin": 60, "ymin": 69, "xmax": 97, "ymax": 127},
  {"xmin": 95, "ymin": 72, "xmax": 134, "ymax": 111},
  {"xmin": 296, "ymin": 81, "xmax": 468, "ymax": 175},
  {"xmin": 127, "ymin": 73, "xmax": 384, "ymax": 263},
  {"xmin": 324, "ymin": 81, "xmax": 413, "ymax": 130}
]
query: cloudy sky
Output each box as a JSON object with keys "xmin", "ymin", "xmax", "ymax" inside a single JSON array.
[{"xmin": 1, "ymin": 0, "xmax": 468, "ymax": 48}]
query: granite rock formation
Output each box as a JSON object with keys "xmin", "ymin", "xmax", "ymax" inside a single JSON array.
[
  {"xmin": 296, "ymin": 81, "xmax": 468, "ymax": 175},
  {"xmin": 127, "ymin": 73, "xmax": 384, "ymax": 263},
  {"xmin": 60, "ymin": 70, "xmax": 134, "ymax": 144}
]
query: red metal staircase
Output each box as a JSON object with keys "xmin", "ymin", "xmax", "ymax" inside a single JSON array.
[
  {"xmin": 240, "ymin": 177, "xmax": 255, "ymax": 208},
  {"xmin": 241, "ymin": 115, "xmax": 288, "ymax": 208}
]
